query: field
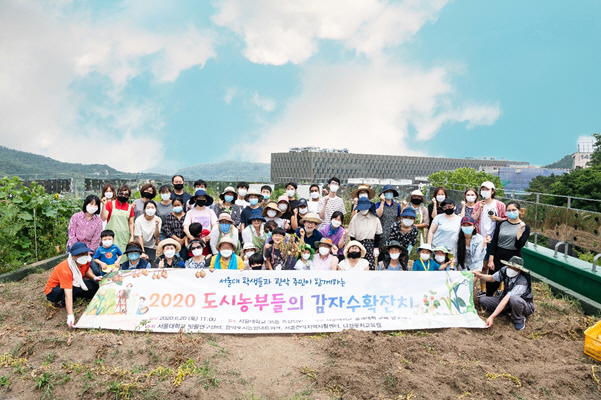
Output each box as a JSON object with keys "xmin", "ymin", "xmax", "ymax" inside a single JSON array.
[{"xmin": 0, "ymin": 270, "xmax": 600, "ymax": 400}]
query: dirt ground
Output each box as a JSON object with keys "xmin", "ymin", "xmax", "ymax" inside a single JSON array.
[{"xmin": 0, "ymin": 270, "xmax": 600, "ymax": 400}]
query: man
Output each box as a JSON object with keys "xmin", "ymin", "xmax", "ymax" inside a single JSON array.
[
  {"xmin": 235, "ymin": 182, "xmax": 250, "ymax": 209},
  {"xmin": 473, "ymin": 256, "xmax": 534, "ymax": 330},
  {"xmin": 296, "ymin": 213, "xmax": 323, "ymax": 250},
  {"xmin": 285, "ymin": 182, "xmax": 299, "ymax": 211},
  {"xmin": 186, "ymin": 179, "xmax": 215, "ymax": 211},
  {"xmin": 260, "ymin": 185, "xmax": 273, "ymax": 207},
  {"xmin": 44, "ymin": 242, "xmax": 102, "ymax": 328},
  {"xmin": 318, "ymin": 177, "xmax": 347, "ymax": 228},
  {"xmin": 171, "ymin": 175, "xmax": 192, "ymax": 208},
  {"xmin": 307, "ymin": 184, "xmax": 321, "ymax": 214}
]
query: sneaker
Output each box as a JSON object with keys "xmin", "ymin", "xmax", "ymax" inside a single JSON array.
[
  {"xmin": 494, "ymin": 290, "xmax": 504, "ymax": 297},
  {"xmin": 477, "ymin": 290, "xmax": 486, "ymax": 298},
  {"xmin": 514, "ymin": 321, "xmax": 526, "ymax": 330}
]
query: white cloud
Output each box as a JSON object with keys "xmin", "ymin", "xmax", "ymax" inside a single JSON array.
[
  {"xmin": 224, "ymin": 87, "xmax": 238, "ymax": 104},
  {"xmin": 250, "ymin": 91, "xmax": 276, "ymax": 112},
  {"xmin": 0, "ymin": 0, "xmax": 215, "ymax": 172}
]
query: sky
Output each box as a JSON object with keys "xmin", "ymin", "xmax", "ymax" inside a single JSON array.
[{"xmin": 0, "ymin": 0, "xmax": 599, "ymax": 173}]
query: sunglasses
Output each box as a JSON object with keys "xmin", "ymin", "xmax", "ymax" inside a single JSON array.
[{"xmin": 190, "ymin": 246, "xmax": 203, "ymax": 250}]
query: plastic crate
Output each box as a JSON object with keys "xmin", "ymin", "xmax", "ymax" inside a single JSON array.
[{"xmin": 584, "ymin": 320, "xmax": 601, "ymax": 362}]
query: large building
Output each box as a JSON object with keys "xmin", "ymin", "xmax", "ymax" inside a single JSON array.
[
  {"xmin": 482, "ymin": 166, "xmax": 569, "ymax": 192},
  {"xmin": 271, "ymin": 148, "xmax": 529, "ymax": 184},
  {"xmin": 572, "ymin": 137, "xmax": 594, "ymax": 169}
]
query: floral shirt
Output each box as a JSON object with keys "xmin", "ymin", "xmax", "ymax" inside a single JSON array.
[
  {"xmin": 387, "ymin": 223, "xmax": 418, "ymax": 250},
  {"xmin": 67, "ymin": 211, "xmax": 103, "ymax": 251},
  {"xmin": 185, "ymin": 257, "xmax": 208, "ymax": 269}
]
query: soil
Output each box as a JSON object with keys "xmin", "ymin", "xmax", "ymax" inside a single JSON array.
[{"xmin": 0, "ymin": 270, "xmax": 600, "ymax": 400}]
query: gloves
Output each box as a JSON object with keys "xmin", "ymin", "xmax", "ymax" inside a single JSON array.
[
  {"xmin": 373, "ymin": 248, "xmax": 380, "ymax": 258},
  {"xmin": 67, "ymin": 314, "xmax": 75, "ymax": 328},
  {"xmin": 94, "ymin": 276, "xmax": 103, "ymax": 282}
]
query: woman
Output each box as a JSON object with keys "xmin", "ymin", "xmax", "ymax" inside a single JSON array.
[
  {"xmin": 133, "ymin": 184, "xmax": 157, "ymax": 220},
  {"xmin": 210, "ymin": 237, "xmax": 245, "ymax": 270},
  {"xmin": 242, "ymin": 208, "xmax": 268, "ymax": 251},
  {"xmin": 427, "ymin": 198, "xmax": 461, "ymax": 251},
  {"xmin": 264, "ymin": 227, "xmax": 296, "ymax": 270},
  {"xmin": 319, "ymin": 211, "xmax": 347, "ymax": 262},
  {"xmin": 155, "ymin": 238, "xmax": 185, "ymax": 268},
  {"xmin": 312, "ymin": 238, "xmax": 339, "ymax": 270},
  {"xmin": 213, "ymin": 186, "xmax": 242, "ymax": 228},
  {"xmin": 337, "ymin": 241, "xmax": 369, "ymax": 271},
  {"xmin": 100, "ymin": 183, "xmax": 116, "ymax": 229},
  {"xmin": 241, "ymin": 242, "xmax": 261, "ymax": 269},
  {"xmin": 387, "ymin": 207, "xmax": 419, "ymax": 267},
  {"xmin": 185, "ymin": 239, "xmax": 208, "ymax": 269},
  {"xmin": 210, "ymin": 213, "xmax": 240, "ymax": 255},
  {"xmin": 183, "ymin": 189, "xmax": 218, "ymax": 241},
  {"xmin": 67, "ymin": 194, "xmax": 103, "ymax": 255},
  {"xmin": 163, "ymin": 198, "xmax": 187, "ymax": 259},
  {"xmin": 291, "ymin": 198, "xmax": 309, "ymax": 231},
  {"xmin": 350, "ymin": 184, "xmax": 376, "ymax": 218},
  {"xmin": 120, "ymin": 242, "xmax": 151, "ymax": 270},
  {"xmin": 347, "ymin": 197, "xmax": 383, "ymax": 270},
  {"xmin": 262, "ymin": 201, "xmax": 285, "ymax": 228},
  {"xmin": 377, "ymin": 241, "xmax": 407, "ymax": 271},
  {"xmin": 277, "ymin": 195, "xmax": 294, "ymax": 233},
  {"xmin": 375, "ymin": 185, "xmax": 402, "ymax": 244},
  {"xmin": 456, "ymin": 188, "xmax": 478, "ymax": 218},
  {"xmin": 156, "ymin": 185, "xmax": 173, "ymax": 236},
  {"xmin": 486, "ymin": 201, "xmax": 530, "ymax": 296},
  {"xmin": 428, "ymin": 186, "xmax": 448, "ymax": 227},
  {"xmin": 452, "ymin": 216, "xmax": 487, "ymax": 271},
  {"xmin": 134, "ymin": 200, "xmax": 161, "ymax": 266},
  {"xmin": 406, "ymin": 190, "xmax": 430, "ymax": 263},
  {"xmin": 101, "ymin": 185, "xmax": 135, "ymax": 260}
]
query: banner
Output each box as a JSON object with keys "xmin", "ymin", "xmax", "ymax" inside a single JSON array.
[{"xmin": 76, "ymin": 269, "xmax": 486, "ymax": 333}]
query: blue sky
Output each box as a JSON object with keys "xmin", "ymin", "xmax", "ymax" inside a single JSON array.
[{"xmin": 1, "ymin": 0, "xmax": 599, "ymax": 173}]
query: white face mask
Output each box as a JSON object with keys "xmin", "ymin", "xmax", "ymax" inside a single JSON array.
[
  {"xmin": 278, "ymin": 203, "xmax": 288, "ymax": 211},
  {"xmin": 481, "ymin": 190, "xmax": 491, "ymax": 199},
  {"xmin": 86, "ymin": 205, "xmax": 98, "ymax": 214},
  {"xmin": 102, "ymin": 239, "xmax": 113, "ymax": 248},
  {"xmin": 302, "ymin": 253, "xmax": 311, "ymax": 260},
  {"xmin": 465, "ymin": 195, "xmax": 477, "ymax": 203},
  {"xmin": 390, "ymin": 252, "xmax": 400, "ymax": 260},
  {"xmin": 435, "ymin": 255, "xmax": 446, "ymax": 263},
  {"xmin": 359, "ymin": 193, "xmax": 368, "ymax": 198},
  {"xmin": 161, "ymin": 193, "xmax": 171, "ymax": 201},
  {"xmin": 299, "ymin": 207, "xmax": 308, "ymax": 215},
  {"xmin": 436, "ymin": 195, "xmax": 446, "ymax": 203},
  {"xmin": 220, "ymin": 249, "xmax": 233, "ymax": 258},
  {"xmin": 145, "ymin": 208, "xmax": 156, "ymax": 216},
  {"xmin": 164, "ymin": 249, "xmax": 176, "ymax": 258},
  {"xmin": 286, "ymin": 190, "xmax": 295, "ymax": 197},
  {"xmin": 319, "ymin": 247, "xmax": 330, "ymax": 256},
  {"xmin": 192, "ymin": 249, "xmax": 203, "ymax": 257},
  {"xmin": 401, "ymin": 218, "xmax": 413, "ymax": 227},
  {"xmin": 267, "ymin": 210, "xmax": 277, "ymax": 218},
  {"xmin": 104, "ymin": 192, "xmax": 113, "ymax": 199},
  {"xmin": 506, "ymin": 267, "xmax": 520, "ymax": 278},
  {"xmin": 360, "ymin": 209, "xmax": 369, "ymax": 215},
  {"xmin": 331, "ymin": 220, "xmax": 341, "ymax": 228},
  {"xmin": 238, "ymin": 189, "xmax": 247, "ymax": 197},
  {"xmin": 329, "ymin": 184, "xmax": 339, "ymax": 193},
  {"xmin": 310, "ymin": 192, "xmax": 319, "ymax": 199},
  {"xmin": 76, "ymin": 255, "xmax": 90, "ymax": 264},
  {"xmin": 420, "ymin": 253, "xmax": 431, "ymax": 261},
  {"xmin": 245, "ymin": 251, "xmax": 255, "ymax": 258}
]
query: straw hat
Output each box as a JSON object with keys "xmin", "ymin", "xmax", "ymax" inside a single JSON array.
[
  {"xmin": 244, "ymin": 188, "xmax": 260, "ymax": 201},
  {"xmin": 217, "ymin": 213, "xmax": 234, "ymax": 224},
  {"xmin": 300, "ymin": 212, "xmax": 322, "ymax": 225},
  {"xmin": 216, "ymin": 236, "xmax": 236, "ymax": 252},
  {"xmin": 262, "ymin": 201, "xmax": 283, "ymax": 218},
  {"xmin": 351, "ymin": 184, "xmax": 376, "ymax": 199},
  {"xmin": 219, "ymin": 186, "xmax": 237, "ymax": 201},
  {"xmin": 156, "ymin": 238, "xmax": 181, "ymax": 255},
  {"xmin": 343, "ymin": 240, "xmax": 367, "ymax": 258}
]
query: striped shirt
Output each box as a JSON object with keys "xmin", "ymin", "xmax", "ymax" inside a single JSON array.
[{"xmin": 317, "ymin": 196, "xmax": 347, "ymax": 228}]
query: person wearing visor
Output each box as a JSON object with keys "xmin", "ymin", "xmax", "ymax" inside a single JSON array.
[
  {"xmin": 427, "ymin": 198, "xmax": 461, "ymax": 251},
  {"xmin": 348, "ymin": 197, "xmax": 382, "ymax": 270},
  {"xmin": 377, "ymin": 241, "xmax": 407, "ymax": 271},
  {"xmin": 120, "ymin": 242, "xmax": 151, "ymax": 270},
  {"xmin": 44, "ymin": 242, "xmax": 102, "ymax": 328},
  {"xmin": 318, "ymin": 176, "xmax": 347, "ymax": 229},
  {"xmin": 183, "ymin": 189, "xmax": 217, "ymax": 241},
  {"xmin": 375, "ymin": 185, "xmax": 402, "ymax": 244},
  {"xmin": 214, "ymin": 186, "xmax": 242, "ymax": 228}
]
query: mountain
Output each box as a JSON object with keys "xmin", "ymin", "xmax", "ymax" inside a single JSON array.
[
  {"xmin": 176, "ymin": 161, "xmax": 271, "ymax": 182},
  {"xmin": 543, "ymin": 154, "xmax": 573, "ymax": 169}
]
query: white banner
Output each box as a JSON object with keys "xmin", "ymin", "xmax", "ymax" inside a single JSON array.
[{"xmin": 76, "ymin": 269, "xmax": 486, "ymax": 333}]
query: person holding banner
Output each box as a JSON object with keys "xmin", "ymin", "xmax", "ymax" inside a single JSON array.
[
  {"xmin": 337, "ymin": 241, "xmax": 369, "ymax": 271},
  {"xmin": 412, "ymin": 244, "xmax": 443, "ymax": 271},
  {"xmin": 347, "ymin": 197, "xmax": 382, "ymax": 270},
  {"xmin": 210, "ymin": 237, "xmax": 245, "ymax": 270},
  {"xmin": 294, "ymin": 244, "xmax": 315, "ymax": 270},
  {"xmin": 377, "ymin": 241, "xmax": 407, "ymax": 271},
  {"xmin": 311, "ymin": 238, "xmax": 339, "ymax": 270}
]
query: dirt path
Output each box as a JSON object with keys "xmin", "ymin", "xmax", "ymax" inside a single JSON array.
[{"xmin": 0, "ymin": 270, "xmax": 600, "ymax": 399}]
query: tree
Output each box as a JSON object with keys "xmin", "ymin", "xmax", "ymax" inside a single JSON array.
[
  {"xmin": 428, "ymin": 168, "xmax": 504, "ymax": 196},
  {"xmin": 587, "ymin": 133, "xmax": 601, "ymax": 168}
]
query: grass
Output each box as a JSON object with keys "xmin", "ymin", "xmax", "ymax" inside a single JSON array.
[{"xmin": 33, "ymin": 372, "xmax": 54, "ymax": 399}]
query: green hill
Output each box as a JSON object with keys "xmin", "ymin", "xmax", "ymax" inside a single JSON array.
[
  {"xmin": 177, "ymin": 161, "xmax": 271, "ymax": 182},
  {"xmin": 543, "ymin": 154, "xmax": 573, "ymax": 169}
]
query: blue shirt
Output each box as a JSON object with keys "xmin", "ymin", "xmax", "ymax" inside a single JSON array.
[
  {"xmin": 121, "ymin": 259, "xmax": 151, "ymax": 270},
  {"xmin": 412, "ymin": 259, "xmax": 441, "ymax": 271},
  {"xmin": 295, "ymin": 228, "xmax": 323, "ymax": 250},
  {"xmin": 93, "ymin": 244, "xmax": 122, "ymax": 265}
]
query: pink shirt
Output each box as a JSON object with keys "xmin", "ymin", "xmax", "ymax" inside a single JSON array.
[
  {"xmin": 312, "ymin": 253, "xmax": 334, "ymax": 270},
  {"xmin": 67, "ymin": 211, "xmax": 103, "ymax": 251}
]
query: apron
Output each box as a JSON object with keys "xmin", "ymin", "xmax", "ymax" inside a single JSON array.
[
  {"xmin": 409, "ymin": 205, "xmax": 425, "ymax": 261},
  {"xmin": 359, "ymin": 239, "xmax": 376, "ymax": 270},
  {"xmin": 380, "ymin": 201, "xmax": 399, "ymax": 243},
  {"xmin": 105, "ymin": 200, "xmax": 132, "ymax": 262}
]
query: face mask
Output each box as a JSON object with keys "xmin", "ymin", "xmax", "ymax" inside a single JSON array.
[
  {"xmin": 160, "ymin": 193, "xmax": 171, "ymax": 201},
  {"xmin": 263, "ymin": 194, "xmax": 271, "ymax": 200},
  {"xmin": 164, "ymin": 249, "xmax": 176, "ymax": 258},
  {"xmin": 195, "ymin": 199, "xmax": 206, "ymax": 207},
  {"xmin": 360, "ymin": 209, "xmax": 369, "ymax": 215},
  {"xmin": 173, "ymin": 184, "xmax": 184, "ymax": 191},
  {"xmin": 506, "ymin": 267, "xmax": 519, "ymax": 278},
  {"xmin": 219, "ymin": 223, "xmax": 231, "ymax": 233},
  {"xmin": 145, "ymin": 208, "xmax": 156, "ymax": 217},
  {"xmin": 420, "ymin": 253, "xmax": 431, "ymax": 261},
  {"xmin": 102, "ymin": 239, "xmax": 113, "ymax": 248},
  {"xmin": 238, "ymin": 189, "xmax": 247, "ymax": 197},
  {"xmin": 444, "ymin": 208, "xmax": 455, "ymax": 215},
  {"xmin": 302, "ymin": 253, "xmax": 311, "ymax": 260},
  {"xmin": 173, "ymin": 206, "xmax": 183, "ymax": 213},
  {"xmin": 481, "ymin": 190, "xmax": 491, "ymax": 199},
  {"xmin": 359, "ymin": 193, "xmax": 368, "ymax": 199},
  {"xmin": 220, "ymin": 249, "xmax": 233, "ymax": 258},
  {"xmin": 117, "ymin": 196, "xmax": 129, "ymax": 204},
  {"xmin": 402, "ymin": 218, "xmax": 413, "ymax": 227},
  {"xmin": 390, "ymin": 252, "xmax": 400, "ymax": 260},
  {"xmin": 436, "ymin": 195, "xmax": 446, "ymax": 203},
  {"xmin": 310, "ymin": 192, "xmax": 319, "ymax": 199},
  {"xmin": 76, "ymin": 255, "xmax": 90, "ymax": 264},
  {"xmin": 411, "ymin": 198, "xmax": 422, "ymax": 205},
  {"xmin": 278, "ymin": 203, "xmax": 288, "ymax": 211},
  {"xmin": 86, "ymin": 205, "xmax": 98, "ymax": 214},
  {"xmin": 435, "ymin": 255, "xmax": 446, "ymax": 263},
  {"xmin": 465, "ymin": 195, "xmax": 476, "ymax": 203},
  {"xmin": 299, "ymin": 207, "xmax": 308, "ymax": 215},
  {"xmin": 251, "ymin": 265, "xmax": 262, "ymax": 271},
  {"xmin": 246, "ymin": 251, "xmax": 255, "ymax": 258},
  {"xmin": 319, "ymin": 247, "xmax": 330, "ymax": 256},
  {"xmin": 329, "ymin": 184, "xmax": 339, "ymax": 193},
  {"xmin": 286, "ymin": 190, "xmax": 295, "ymax": 197},
  {"xmin": 267, "ymin": 210, "xmax": 277, "ymax": 218},
  {"xmin": 331, "ymin": 220, "xmax": 341, "ymax": 228},
  {"xmin": 142, "ymin": 192, "xmax": 153, "ymax": 199},
  {"xmin": 348, "ymin": 251, "xmax": 361, "ymax": 259},
  {"xmin": 266, "ymin": 232, "xmax": 272, "ymax": 239},
  {"xmin": 507, "ymin": 211, "xmax": 519, "ymax": 220},
  {"xmin": 249, "ymin": 198, "xmax": 259, "ymax": 206},
  {"xmin": 192, "ymin": 249, "xmax": 203, "ymax": 257},
  {"xmin": 104, "ymin": 192, "xmax": 114, "ymax": 199},
  {"xmin": 384, "ymin": 193, "xmax": 394, "ymax": 200},
  {"xmin": 128, "ymin": 252, "xmax": 141, "ymax": 261},
  {"xmin": 462, "ymin": 226, "xmax": 474, "ymax": 235},
  {"xmin": 224, "ymin": 195, "xmax": 234, "ymax": 203}
]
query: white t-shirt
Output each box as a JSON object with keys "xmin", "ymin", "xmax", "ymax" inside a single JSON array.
[
  {"xmin": 294, "ymin": 259, "xmax": 312, "ymax": 270},
  {"xmin": 307, "ymin": 199, "xmax": 320, "ymax": 214},
  {"xmin": 480, "ymin": 202, "xmax": 498, "ymax": 237},
  {"xmin": 183, "ymin": 207, "xmax": 217, "ymax": 231},
  {"xmin": 235, "ymin": 199, "xmax": 249, "ymax": 209},
  {"xmin": 134, "ymin": 215, "xmax": 162, "ymax": 249},
  {"xmin": 338, "ymin": 258, "xmax": 370, "ymax": 271},
  {"xmin": 432, "ymin": 214, "xmax": 461, "ymax": 250}
]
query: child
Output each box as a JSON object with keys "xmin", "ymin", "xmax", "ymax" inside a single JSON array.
[
  {"xmin": 294, "ymin": 245, "xmax": 314, "ymax": 270},
  {"xmin": 93, "ymin": 230, "xmax": 123, "ymax": 275},
  {"xmin": 412, "ymin": 244, "xmax": 441, "ymax": 271},
  {"xmin": 433, "ymin": 246, "xmax": 455, "ymax": 271},
  {"xmin": 248, "ymin": 253, "xmax": 265, "ymax": 271},
  {"xmin": 242, "ymin": 243, "xmax": 260, "ymax": 270}
]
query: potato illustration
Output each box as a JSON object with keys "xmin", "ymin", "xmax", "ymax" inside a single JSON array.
[
  {"xmin": 156, "ymin": 273, "xmax": 160, "ymax": 280},
  {"xmin": 209, "ymin": 268, "xmax": 215, "ymax": 273},
  {"xmin": 161, "ymin": 271, "xmax": 168, "ymax": 279},
  {"xmin": 199, "ymin": 269, "xmax": 206, "ymax": 278},
  {"xmin": 152, "ymin": 274, "xmax": 156, "ymax": 280},
  {"xmin": 141, "ymin": 270, "xmax": 148, "ymax": 276},
  {"xmin": 195, "ymin": 271, "xmax": 201, "ymax": 278}
]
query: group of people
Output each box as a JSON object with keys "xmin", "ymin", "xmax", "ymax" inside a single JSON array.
[{"xmin": 49, "ymin": 175, "xmax": 533, "ymax": 330}]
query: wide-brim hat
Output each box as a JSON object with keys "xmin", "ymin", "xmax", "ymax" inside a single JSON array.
[
  {"xmin": 156, "ymin": 238, "xmax": 182, "ymax": 255},
  {"xmin": 501, "ymin": 256, "xmax": 529, "ymax": 272},
  {"xmin": 70, "ymin": 242, "xmax": 93, "ymax": 256},
  {"xmin": 124, "ymin": 243, "xmax": 143, "ymax": 254},
  {"xmin": 432, "ymin": 245, "xmax": 453, "ymax": 255},
  {"xmin": 248, "ymin": 208, "xmax": 266, "ymax": 222},
  {"xmin": 300, "ymin": 212, "xmax": 322, "ymax": 225},
  {"xmin": 354, "ymin": 197, "xmax": 372, "ymax": 211},
  {"xmin": 380, "ymin": 184, "xmax": 399, "ymax": 197},
  {"xmin": 400, "ymin": 207, "xmax": 417, "ymax": 218},
  {"xmin": 416, "ymin": 243, "xmax": 433, "ymax": 253},
  {"xmin": 384, "ymin": 240, "xmax": 407, "ymax": 254},
  {"xmin": 262, "ymin": 202, "xmax": 283, "ymax": 218},
  {"xmin": 216, "ymin": 236, "xmax": 236, "ymax": 252},
  {"xmin": 244, "ymin": 188, "xmax": 260, "ymax": 201},
  {"xmin": 315, "ymin": 238, "xmax": 334, "ymax": 248},
  {"xmin": 193, "ymin": 189, "xmax": 214, "ymax": 206},
  {"xmin": 219, "ymin": 186, "xmax": 237, "ymax": 201},
  {"xmin": 243, "ymin": 242, "xmax": 260, "ymax": 251},
  {"xmin": 217, "ymin": 213, "xmax": 234, "ymax": 224},
  {"xmin": 351, "ymin": 184, "xmax": 376, "ymax": 199},
  {"xmin": 407, "ymin": 190, "xmax": 427, "ymax": 204},
  {"xmin": 344, "ymin": 240, "xmax": 367, "ymax": 258}
]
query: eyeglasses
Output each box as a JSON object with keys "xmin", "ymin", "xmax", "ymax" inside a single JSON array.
[{"xmin": 190, "ymin": 246, "xmax": 203, "ymax": 250}]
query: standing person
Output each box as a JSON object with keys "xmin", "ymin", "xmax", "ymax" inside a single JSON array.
[
  {"xmin": 120, "ymin": 242, "xmax": 151, "ymax": 270},
  {"xmin": 260, "ymin": 185, "xmax": 273, "ymax": 206},
  {"xmin": 427, "ymin": 198, "xmax": 461, "ymax": 250},
  {"xmin": 44, "ymin": 242, "xmax": 101, "ymax": 328},
  {"xmin": 486, "ymin": 201, "xmax": 530, "ymax": 296},
  {"xmin": 185, "ymin": 180, "xmax": 212, "ymax": 211},
  {"xmin": 318, "ymin": 176, "xmax": 347, "ymax": 229},
  {"xmin": 307, "ymin": 184, "xmax": 321, "ymax": 214},
  {"xmin": 213, "ymin": 186, "xmax": 242, "ymax": 228},
  {"xmin": 386, "ymin": 207, "xmax": 419, "ymax": 267},
  {"xmin": 277, "ymin": 195, "xmax": 294, "ymax": 233},
  {"xmin": 428, "ymin": 186, "xmax": 448, "ymax": 227},
  {"xmin": 312, "ymin": 238, "xmax": 339, "ymax": 270},
  {"xmin": 101, "ymin": 185, "xmax": 135, "ymax": 262},
  {"xmin": 262, "ymin": 201, "xmax": 286, "ymax": 228},
  {"xmin": 133, "ymin": 184, "xmax": 156, "ymax": 220},
  {"xmin": 67, "ymin": 194, "xmax": 103, "ymax": 255},
  {"xmin": 171, "ymin": 175, "xmax": 191, "ymax": 207},
  {"xmin": 452, "ymin": 216, "xmax": 488, "ymax": 271},
  {"xmin": 296, "ymin": 213, "xmax": 323, "ymax": 250},
  {"xmin": 347, "ymin": 197, "xmax": 383, "ymax": 270},
  {"xmin": 155, "ymin": 239, "xmax": 185, "ymax": 268},
  {"xmin": 456, "ymin": 188, "xmax": 478, "ymax": 218},
  {"xmin": 350, "ymin": 184, "xmax": 376, "ymax": 218},
  {"xmin": 337, "ymin": 241, "xmax": 369, "ymax": 271},
  {"xmin": 210, "ymin": 213, "xmax": 240, "ymax": 255},
  {"xmin": 375, "ymin": 185, "xmax": 402, "ymax": 244},
  {"xmin": 406, "ymin": 190, "xmax": 430, "ymax": 264},
  {"xmin": 183, "ymin": 190, "xmax": 218, "ymax": 242},
  {"xmin": 239, "ymin": 188, "xmax": 262, "ymax": 231},
  {"xmin": 134, "ymin": 200, "xmax": 161, "ymax": 266},
  {"xmin": 285, "ymin": 182, "xmax": 299, "ymax": 211},
  {"xmin": 235, "ymin": 182, "xmax": 250, "ymax": 209},
  {"xmin": 242, "ymin": 209, "xmax": 268, "ymax": 251},
  {"xmin": 100, "ymin": 184, "xmax": 116, "ymax": 229},
  {"xmin": 318, "ymin": 211, "xmax": 347, "ymax": 261},
  {"xmin": 163, "ymin": 198, "xmax": 187, "ymax": 259},
  {"xmin": 185, "ymin": 239, "xmax": 208, "ymax": 269},
  {"xmin": 210, "ymin": 237, "xmax": 245, "ymax": 270},
  {"xmin": 156, "ymin": 185, "xmax": 173, "ymax": 228},
  {"xmin": 291, "ymin": 198, "xmax": 309, "ymax": 231},
  {"xmin": 377, "ymin": 241, "xmax": 407, "ymax": 271}
]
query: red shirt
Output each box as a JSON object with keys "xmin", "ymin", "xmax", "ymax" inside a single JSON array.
[
  {"xmin": 44, "ymin": 259, "xmax": 90, "ymax": 295},
  {"xmin": 105, "ymin": 200, "xmax": 134, "ymax": 222}
]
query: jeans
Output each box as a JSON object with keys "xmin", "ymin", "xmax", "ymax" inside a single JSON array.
[
  {"xmin": 46, "ymin": 280, "xmax": 99, "ymax": 307},
  {"xmin": 90, "ymin": 259, "xmax": 102, "ymax": 276},
  {"xmin": 480, "ymin": 295, "xmax": 534, "ymax": 325}
]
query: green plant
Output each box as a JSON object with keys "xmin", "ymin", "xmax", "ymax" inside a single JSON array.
[
  {"xmin": 0, "ymin": 375, "xmax": 10, "ymax": 388},
  {"xmin": 34, "ymin": 372, "xmax": 54, "ymax": 399}
]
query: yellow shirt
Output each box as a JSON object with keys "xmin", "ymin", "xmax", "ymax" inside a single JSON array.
[{"xmin": 210, "ymin": 254, "xmax": 245, "ymax": 270}]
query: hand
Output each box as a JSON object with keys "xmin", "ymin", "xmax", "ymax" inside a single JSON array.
[
  {"xmin": 67, "ymin": 314, "xmax": 75, "ymax": 328},
  {"xmin": 519, "ymin": 221, "xmax": 526, "ymax": 229},
  {"xmin": 299, "ymin": 228, "xmax": 305, "ymax": 237},
  {"xmin": 94, "ymin": 276, "xmax": 103, "ymax": 282},
  {"xmin": 141, "ymin": 253, "xmax": 149, "ymax": 260},
  {"xmin": 332, "ymin": 245, "xmax": 338, "ymax": 254},
  {"xmin": 158, "ymin": 260, "xmax": 165, "ymax": 269},
  {"xmin": 322, "ymin": 188, "xmax": 329, "ymax": 196},
  {"xmin": 485, "ymin": 316, "xmax": 494, "ymax": 328},
  {"xmin": 449, "ymin": 257, "xmax": 456, "ymax": 266},
  {"xmin": 353, "ymin": 197, "xmax": 358, "ymax": 205},
  {"xmin": 202, "ymin": 236, "xmax": 210, "ymax": 243},
  {"xmin": 373, "ymin": 248, "xmax": 380, "ymax": 258},
  {"xmin": 380, "ymin": 194, "xmax": 385, "ymax": 202},
  {"xmin": 484, "ymin": 235, "xmax": 491, "ymax": 244},
  {"xmin": 461, "ymin": 200, "xmax": 466, "ymax": 205},
  {"xmin": 488, "ymin": 259, "xmax": 495, "ymax": 270},
  {"xmin": 342, "ymin": 228, "xmax": 348, "ymax": 237},
  {"xmin": 472, "ymin": 270, "xmax": 482, "ymax": 278},
  {"xmin": 264, "ymin": 243, "xmax": 272, "ymax": 250},
  {"xmin": 431, "ymin": 197, "xmax": 437, "ymax": 204},
  {"xmin": 130, "ymin": 235, "xmax": 135, "ymax": 243},
  {"xmin": 101, "ymin": 197, "xmax": 108, "ymax": 205},
  {"xmin": 155, "ymin": 219, "xmax": 160, "ymax": 226},
  {"xmin": 401, "ymin": 200, "xmax": 407, "ymax": 206},
  {"xmin": 284, "ymin": 221, "xmax": 290, "ymax": 230}
]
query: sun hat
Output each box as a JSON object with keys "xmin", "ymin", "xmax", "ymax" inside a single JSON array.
[
  {"xmin": 69, "ymin": 242, "xmax": 93, "ymax": 256},
  {"xmin": 124, "ymin": 243, "xmax": 143, "ymax": 254},
  {"xmin": 219, "ymin": 186, "xmax": 237, "ymax": 201},
  {"xmin": 300, "ymin": 212, "xmax": 322, "ymax": 225},
  {"xmin": 432, "ymin": 245, "xmax": 452, "ymax": 255},
  {"xmin": 481, "ymin": 181, "xmax": 495, "ymax": 190},
  {"xmin": 501, "ymin": 256, "xmax": 529, "ymax": 272},
  {"xmin": 351, "ymin": 184, "xmax": 376, "ymax": 200},
  {"xmin": 461, "ymin": 216, "xmax": 475, "ymax": 225},
  {"xmin": 407, "ymin": 189, "xmax": 427, "ymax": 204},
  {"xmin": 354, "ymin": 197, "xmax": 373, "ymax": 211},
  {"xmin": 343, "ymin": 240, "xmax": 367, "ymax": 258},
  {"xmin": 243, "ymin": 242, "xmax": 260, "ymax": 252},
  {"xmin": 277, "ymin": 195, "xmax": 289, "ymax": 204},
  {"xmin": 216, "ymin": 236, "xmax": 236, "ymax": 252},
  {"xmin": 262, "ymin": 201, "xmax": 283, "ymax": 218},
  {"xmin": 314, "ymin": 238, "xmax": 334, "ymax": 248},
  {"xmin": 384, "ymin": 240, "xmax": 406, "ymax": 254},
  {"xmin": 380, "ymin": 184, "xmax": 399, "ymax": 197},
  {"xmin": 400, "ymin": 207, "xmax": 417, "ymax": 218},
  {"xmin": 298, "ymin": 244, "xmax": 315, "ymax": 259},
  {"xmin": 156, "ymin": 238, "xmax": 182, "ymax": 255},
  {"xmin": 244, "ymin": 188, "xmax": 260, "ymax": 201},
  {"xmin": 193, "ymin": 189, "xmax": 214, "ymax": 207},
  {"xmin": 217, "ymin": 213, "xmax": 234, "ymax": 224},
  {"xmin": 440, "ymin": 198, "xmax": 455, "ymax": 206},
  {"xmin": 248, "ymin": 208, "xmax": 266, "ymax": 222},
  {"xmin": 416, "ymin": 243, "xmax": 433, "ymax": 253}
]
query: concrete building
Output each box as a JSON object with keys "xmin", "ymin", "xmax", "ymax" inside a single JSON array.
[
  {"xmin": 271, "ymin": 148, "xmax": 529, "ymax": 184},
  {"xmin": 572, "ymin": 137, "xmax": 594, "ymax": 169},
  {"xmin": 482, "ymin": 166, "xmax": 569, "ymax": 192}
]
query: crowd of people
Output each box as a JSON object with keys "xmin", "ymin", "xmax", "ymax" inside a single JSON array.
[{"xmin": 49, "ymin": 175, "xmax": 533, "ymax": 330}]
